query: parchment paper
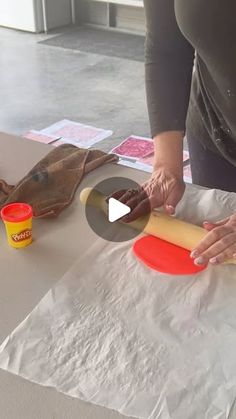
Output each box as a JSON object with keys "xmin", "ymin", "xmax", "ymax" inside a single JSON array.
[{"xmin": 0, "ymin": 185, "xmax": 236, "ymax": 419}]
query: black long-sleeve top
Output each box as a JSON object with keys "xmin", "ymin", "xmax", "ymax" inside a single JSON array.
[{"xmin": 144, "ymin": 0, "xmax": 236, "ymax": 166}]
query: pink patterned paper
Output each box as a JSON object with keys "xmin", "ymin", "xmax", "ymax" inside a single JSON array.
[
  {"xmin": 183, "ymin": 150, "xmax": 190, "ymax": 162},
  {"xmin": 23, "ymin": 130, "xmax": 59, "ymax": 144},
  {"xmin": 184, "ymin": 164, "xmax": 192, "ymax": 183},
  {"xmin": 111, "ymin": 136, "xmax": 154, "ymax": 159},
  {"xmin": 41, "ymin": 120, "xmax": 112, "ymax": 148},
  {"xmin": 53, "ymin": 125, "xmax": 100, "ymax": 142}
]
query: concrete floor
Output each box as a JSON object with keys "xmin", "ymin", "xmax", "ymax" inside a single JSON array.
[{"xmin": 0, "ymin": 25, "xmax": 150, "ymax": 152}]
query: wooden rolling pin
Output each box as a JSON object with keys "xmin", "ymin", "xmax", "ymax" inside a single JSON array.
[{"xmin": 80, "ymin": 187, "xmax": 236, "ymax": 265}]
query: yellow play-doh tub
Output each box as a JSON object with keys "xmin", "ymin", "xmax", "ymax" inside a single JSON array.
[{"xmin": 1, "ymin": 203, "xmax": 33, "ymax": 248}]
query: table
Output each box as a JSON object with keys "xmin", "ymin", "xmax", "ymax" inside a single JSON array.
[
  {"xmin": 1, "ymin": 132, "xmax": 236, "ymax": 419},
  {"xmin": 0, "ymin": 132, "xmax": 149, "ymax": 419}
]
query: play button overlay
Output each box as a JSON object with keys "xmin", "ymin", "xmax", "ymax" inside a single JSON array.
[
  {"xmin": 84, "ymin": 176, "xmax": 150, "ymax": 242},
  {"xmin": 108, "ymin": 198, "xmax": 131, "ymax": 222}
]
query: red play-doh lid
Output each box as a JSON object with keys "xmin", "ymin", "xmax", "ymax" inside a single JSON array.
[
  {"xmin": 133, "ymin": 235, "xmax": 207, "ymax": 275},
  {"xmin": 1, "ymin": 203, "xmax": 33, "ymax": 223}
]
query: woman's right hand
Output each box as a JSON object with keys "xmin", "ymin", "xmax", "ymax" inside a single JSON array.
[{"xmin": 111, "ymin": 165, "xmax": 185, "ymax": 223}]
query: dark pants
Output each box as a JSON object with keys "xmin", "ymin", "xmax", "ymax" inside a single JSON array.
[{"xmin": 187, "ymin": 136, "xmax": 236, "ymax": 193}]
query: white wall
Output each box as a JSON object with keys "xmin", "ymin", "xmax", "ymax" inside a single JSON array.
[
  {"xmin": 0, "ymin": 0, "xmax": 72, "ymax": 32},
  {"xmin": 0, "ymin": 0, "xmax": 43, "ymax": 32}
]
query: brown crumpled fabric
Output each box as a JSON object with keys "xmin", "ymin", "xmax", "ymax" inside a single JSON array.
[{"xmin": 0, "ymin": 144, "xmax": 118, "ymax": 218}]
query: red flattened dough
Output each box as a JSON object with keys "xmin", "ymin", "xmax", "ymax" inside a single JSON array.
[{"xmin": 133, "ymin": 235, "xmax": 207, "ymax": 275}]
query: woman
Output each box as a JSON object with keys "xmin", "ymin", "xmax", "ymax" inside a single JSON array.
[{"xmin": 118, "ymin": 0, "xmax": 236, "ymax": 266}]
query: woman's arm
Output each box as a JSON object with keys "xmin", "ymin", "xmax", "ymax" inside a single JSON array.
[
  {"xmin": 153, "ymin": 131, "xmax": 184, "ymax": 179},
  {"xmin": 112, "ymin": 1, "xmax": 194, "ymax": 220},
  {"xmin": 144, "ymin": 0, "xmax": 195, "ymax": 138},
  {"xmin": 144, "ymin": 0, "xmax": 194, "ymax": 184}
]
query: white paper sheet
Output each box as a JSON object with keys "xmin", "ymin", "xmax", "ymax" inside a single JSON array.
[
  {"xmin": 0, "ymin": 185, "xmax": 236, "ymax": 419},
  {"xmin": 40, "ymin": 119, "xmax": 113, "ymax": 148}
]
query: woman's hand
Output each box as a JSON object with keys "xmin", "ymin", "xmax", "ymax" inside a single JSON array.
[
  {"xmin": 191, "ymin": 214, "xmax": 236, "ymax": 265},
  {"xmin": 111, "ymin": 165, "xmax": 185, "ymax": 223}
]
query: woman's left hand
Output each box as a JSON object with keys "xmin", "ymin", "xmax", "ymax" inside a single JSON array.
[{"xmin": 191, "ymin": 214, "xmax": 236, "ymax": 265}]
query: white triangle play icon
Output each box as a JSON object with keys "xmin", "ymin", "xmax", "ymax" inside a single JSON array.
[{"xmin": 108, "ymin": 198, "xmax": 131, "ymax": 223}]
